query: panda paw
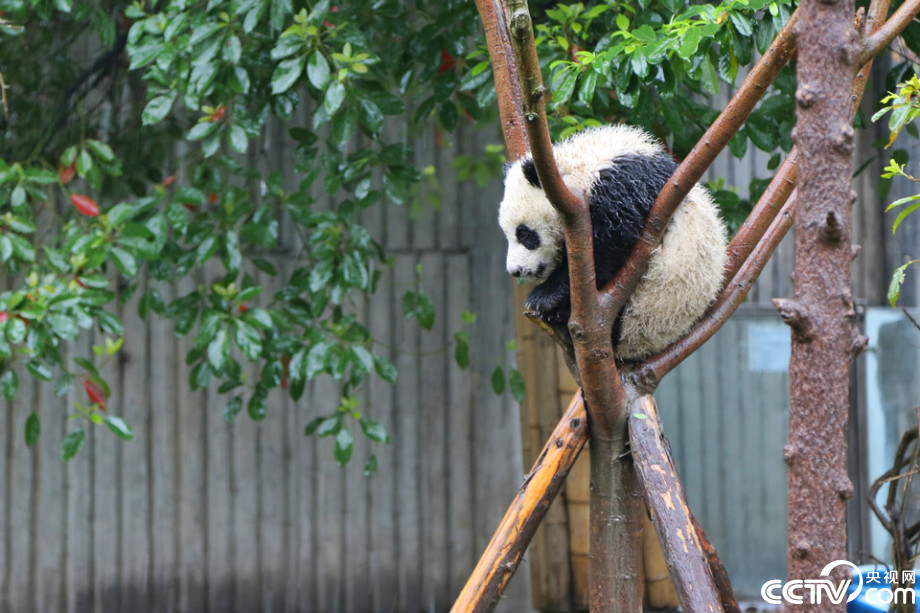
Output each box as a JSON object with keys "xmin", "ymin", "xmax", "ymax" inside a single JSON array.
[{"xmin": 525, "ymin": 284, "xmax": 570, "ymax": 324}]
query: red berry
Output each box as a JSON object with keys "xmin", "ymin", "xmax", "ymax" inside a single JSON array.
[
  {"xmin": 59, "ymin": 159, "xmax": 77, "ymax": 184},
  {"xmin": 438, "ymin": 49, "xmax": 455, "ymax": 74},
  {"xmin": 83, "ymin": 378, "xmax": 108, "ymax": 411},
  {"xmin": 70, "ymin": 194, "xmax": 100, "ymax": 217}
]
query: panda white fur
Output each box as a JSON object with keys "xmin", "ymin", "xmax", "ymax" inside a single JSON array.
[{"xmin": 499, "ymin": 124, "xmax": 728, "ymax": 360}]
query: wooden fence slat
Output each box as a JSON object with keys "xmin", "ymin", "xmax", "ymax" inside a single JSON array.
[
  {"xmin": 119, "ymin": 280, "xmax": 151, "ymax": 613},
  {"xmin": 420, "ymin": 252, "xmax": 449, "ymax": 609},
  {"xmin": 393, "ymin": 254, "xmax": 421, "ymax": 612},
  {"xmin": 366, "ymin": 266, "xmax": 398, "ymax": 613},
  {"xmin": 8, "ymin": 374, "xmax": 35, "ymax": 613},
  {"xmin": 65, "ymin": 333, "xmax": 94, "ymax": 613},
  {"xmin": 148, "ymin": 280, "xmax": 177, "ymax": 613},
  {"xmin": 35, "ymin": 370, "xmax": 64, "ymax": 613},
  {"xmin": 259, "ymin": 272, "xmax": 290, "ymax": 613},
  {"xmin": 446, "ymin": 254, "xmax": 475, "ymax": 598},
  {"xmin": 231, "ymin": 353, "xmax": 261, "ymax": 613},
  {"xmin": 175, "ymin": 275, "xmax": 206, "ymax": 613},
  {"xmin": 204, "ymin": 264, "xmax": 234, "ymax": 613}
]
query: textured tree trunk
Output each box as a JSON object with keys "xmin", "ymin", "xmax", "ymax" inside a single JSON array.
[{"xmin": 778, "ymin": 0, "xmax": 867, "ymax": 609}]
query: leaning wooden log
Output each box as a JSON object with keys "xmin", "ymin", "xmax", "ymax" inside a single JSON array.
[
  {"xmin": 450, "ymin": 394, "xmax": 588, "ymax": 612},
  {"xmin": 628, "ymin": 394, "xmax": 723, "ymax": 613}
]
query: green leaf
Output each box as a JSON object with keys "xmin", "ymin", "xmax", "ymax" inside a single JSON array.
[
  {"xmin": 307, "ymin": 51, "xmax": 330, "ymax": 89},
  {"xmin": 892, "ymin": 202, "xmax": 920, "ymax": 234},
  {"xmin": 207, "ymin": 328, "xmax": 229, "ymax": 370},
  {"xmin": 551, "ymin": 67, "xmax": 578, "ymax": 107},
  {"xmin": 350, "ymin": 345, "xmax": 374, "ymax": 374},
  {"xmin": 110, "ymin": 247, "xmax": 138, "ymax": 277},
  {"xmin": 97, "ymin": 311, "xmax": 123, "ymax": 336},
  {"xmin": 2, "ymin": 369, "xmax": 18, "ymax": 400},
  {"xmin": 188, "ymin": 121, "xmax": 218, "ymax": 141},
  {"xmin": 189, "ymin": 361, "xmax": 210, "ymax": 390},
  {"xmin": 11, "ymin": 185, "xmax": 25, "ymax": 209},
  {"xmin": 248, "ymin": 387, "xmax": 268, "ymax": 421},
  {"xmin": 271, "ymin": 55, "xmax": 306, "ymax": 95},
  {"xmin": 61, "ymin": 426, "xmax": 86, "ymax": 461},
  {"xmin": 679, "ymin": 27, "xmax": 701, "ymax": 59},
  {"xmin": 223, "ymin": 35, "xmax": 242, "ymax": 64},
  {"xmin": 334, "ymin": 427, "xmax": 353, "ymax": 464},
  {"xmin": 730, "ymin": 12, "xmax": 753, "ymax": 37},
  {"xmin": 491, "ymin": 366, "xmax": 505, "ymax": 395},
  {"xmin": 360, "ymin": 417, "xmax": 389, "ymax": 443},
  {"xmin": 85, "ymin": 139, "xmax": 115, "ymax": 163},
  {"xmin": 305, "ymin": 341, "xmax": 331, "ymax": 379},
  {"xmin": 223, "ymin": 396, "xmax": 243, "ymax": 422},
  {"xmin": 509, "ymin": 368, "xmax": 526, "ymax": 402},
  {"xmin": 454, "ymin": 331, "xmax": 470, "ymax": 369},
  {"xmin": 373, "ymin": 355, "xmax": 397, "ymax": 383},
  {"xmin": 888, "ymin": 260, "xmax": 917, "ymax": 306},
  {"xmin": 26, "ymin": 361, "xmax": 52, "ymax": 381},
  {"xmin": 25, "ymin": 411, "xmax": 40, "ymax": 446},
  {"xmin": 228, "ymin": 125, "xmax": 248, "ymax": 153},
  {"xmin": 699, "ymin": 55, "xmax": 719, "ymax": 95},
  {"xmin": 104, "ymin": 415, "xmax": 135, "ymax": 441},
  {"xmin": 324, "ymin": 81, "xmax": 346, "ymax": 115},
  {"xmin": 357, "ymin": 99, "xmax": 383, "ymax": 134},
  {"xmin": 364, "ymin": 454, "xmax": 378, "ymax": 476},
  {"xmin": 54, "ymin": 373, "xmax": 72, "ymax": 396}
]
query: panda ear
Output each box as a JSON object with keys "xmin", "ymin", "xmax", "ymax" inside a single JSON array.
[{"xmin": 521, "ymin": 159, "xmax": 541, "ymax": 189}]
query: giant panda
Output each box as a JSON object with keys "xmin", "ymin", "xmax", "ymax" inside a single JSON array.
[{"xmin": 498, "ymin": 124, "xmax": 728, "ymax": 360}]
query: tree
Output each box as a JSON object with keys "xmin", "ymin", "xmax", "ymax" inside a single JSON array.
[
  {"xmin": 4, "ymin": 0, "xmax": 920, "ymax": 609},
  {"xmin": 0, "ymin": 0, "xmax": 493, "ymax": 464},
  {"xmin": 454, "ymin": 0, "xmax": 920, "ymax": 610}
]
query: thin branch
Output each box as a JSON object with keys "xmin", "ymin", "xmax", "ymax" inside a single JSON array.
[
  {"xmin": 450, "ymin": 394, "xmax": 588, "ymax": 613},
  {"xmin": 861, "ymin": 0, "xmax": 920, "ymax": 65},
  {"xmin": 633, "ymin": 192, "xmax": 796, "ymax": 389},
  {"xmin": 507, "ymin": 3, "xmax": 582, "ymax": 218},
  {"xmin": 507, "ymin": 0, "xmax": 625, "ymax": 430},
  {"xmin": 474, "ymin": 0, "xmax": 529, "ymax": 160}
]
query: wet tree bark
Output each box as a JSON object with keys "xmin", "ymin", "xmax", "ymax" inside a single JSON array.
[{"xmin": 779, "ymin": 0, "xmax": 868, "ymax": 608}]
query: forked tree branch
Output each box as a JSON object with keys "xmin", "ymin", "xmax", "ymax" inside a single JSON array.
[
  {"xmin": 506, "ymin": 3, "xmax": 644, "ymax": 609},
  {"xmin": 633, "ymin": 0, "xmax": 896, "ymax": 387},
  {"xmin": 507, "ymin": 0, "xmax": 625, "ymax": 434},
  {"xmin": 861, "ymin": 0, "xmax": 920, "ymax": 63}
]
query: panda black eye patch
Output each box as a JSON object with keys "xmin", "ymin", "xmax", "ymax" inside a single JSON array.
[{"xmin": 516, "ymin": 224, "xmax": 541, "ymax": 250}]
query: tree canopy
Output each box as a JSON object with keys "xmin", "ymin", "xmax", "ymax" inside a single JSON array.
[{"xmin": 3, "ymin": 0, "xmax": 917, "ymax": 462}]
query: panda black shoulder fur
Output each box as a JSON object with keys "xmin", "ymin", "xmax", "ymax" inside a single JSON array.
[{"xmin": 499, "ymin": 124, "xmax": 728, "ymax": 360}]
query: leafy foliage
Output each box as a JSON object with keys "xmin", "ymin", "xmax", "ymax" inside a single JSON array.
[
  {"xmin": 0, "ymin": 0, "xmax": 818, "ymax": 464},
  {"xmin": 874, "ymin": 75, "xmax": 920, "ymax": 305},
  {"xmin": 0, "ymin": 0, "xmax": 486, "ymax": 461}
]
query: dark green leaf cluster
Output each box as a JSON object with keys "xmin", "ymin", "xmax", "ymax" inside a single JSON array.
[{"xmin": 0, "ymin": 0, "xmax": 489, "ymax": 463}]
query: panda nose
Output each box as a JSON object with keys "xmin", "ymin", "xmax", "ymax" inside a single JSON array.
[{"xmin": 508, "ymin": 267, "xmax": 522, "ymax": 278}]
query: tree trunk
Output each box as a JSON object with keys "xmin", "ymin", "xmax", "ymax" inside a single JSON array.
[{"xmin": 779, "ymin": 0, "xmax": 867, "ymax": 609}]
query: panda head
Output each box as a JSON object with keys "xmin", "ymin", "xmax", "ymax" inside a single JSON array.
[{"xmin": 498, "ymin": 158, "xmax": 565, "ymax": 281}]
